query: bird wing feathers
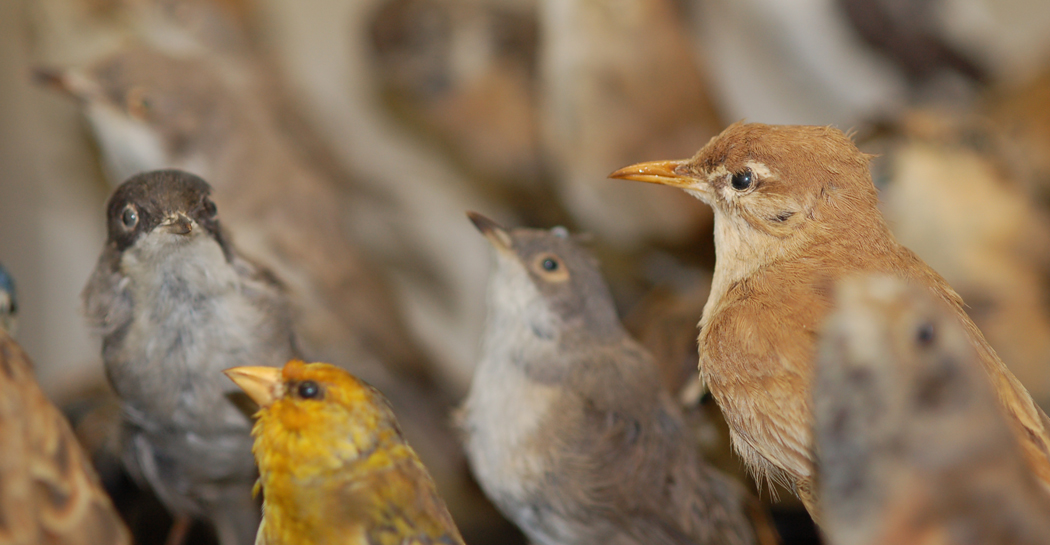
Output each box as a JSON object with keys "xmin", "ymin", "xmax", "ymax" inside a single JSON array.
[{"xmin": 0, "ymin": 331, "xmax": 130, "ymax": 545}]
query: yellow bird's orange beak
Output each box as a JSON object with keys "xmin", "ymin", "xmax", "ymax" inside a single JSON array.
[
  {"xmin": 224, "ymin": 366, "xmax": 283, "ymax": 408},
  {"xmin": 608, "ymin": 159, "xmax": 695, "ymax": 188}
]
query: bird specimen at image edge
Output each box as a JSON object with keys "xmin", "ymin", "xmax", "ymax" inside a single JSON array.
[
  {"xmin": 815, "ymin": 275, "xmax": 1050, "ymax": 545},
  {"xmin": 224, "ymin": 360, "xmax": 465, "ymax": 545},
  {"xmin": 82, "ymin": 169, "xmax": 300, "ymax": 545},
  {"xmin": 0, "ymin": 327, "xmax": 131, "ymax": 545},
  {"xmin": 457, "ymin": 212, "xmax": 778, "ymax": 545},
  {"xmin": 610, "ymin": 122, "xmax": 1050, "ymax": 518}
]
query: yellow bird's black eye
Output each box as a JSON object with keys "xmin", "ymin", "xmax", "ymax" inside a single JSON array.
[
  {"xmin": 297, "ymin": 380, "xmax": 321, "ymax": 399},
  {"xmin": 731, "ymin": 168, "xmax": 753, "ymax": 191}
]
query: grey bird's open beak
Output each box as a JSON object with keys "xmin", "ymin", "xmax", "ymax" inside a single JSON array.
[
  {"xmin": 608, "ymin": 159, "xmax": 697, "ymax": 189},
  {"xmin": 161, "ymin": 214, "xmax": 194, "ymax": 236},
  {"xmin": 467, "ymin": 211, "xmax": 513, "ymax": 252}
]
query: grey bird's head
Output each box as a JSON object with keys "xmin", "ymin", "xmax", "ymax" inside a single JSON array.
[
  {"xmin": 468, "ymin": 212, "xmax": 622, "ymax": 343},
  {"xmin": 106, "ymin": 169, "xmax": 231, "ymax": 264},
  {"xmin": 0, "ymin": 263, "xmax": 16, "ymax": 335}
]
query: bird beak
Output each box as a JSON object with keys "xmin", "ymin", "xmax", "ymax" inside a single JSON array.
[
  {"xmin": 32, "ymin": 67, "xmax": 102, "ymax": 102},
  {"xmin": 608, "ymin": 159, "xmax": 698, "ymax": 189},
  {"xmin": 224, "ymin": 366, "xmax": 283, "ymax": 408},
  {"xmin": 161, "ymin": 213, "xmax": 194, "ymax": 236},
  {"xmin": 467, "ymin": 211, "xmax": 513, "ymax": 252}
]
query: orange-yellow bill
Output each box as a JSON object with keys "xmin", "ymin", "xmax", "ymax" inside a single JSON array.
[
  {"xmin": 608, "ymin": 159, "xmax": 693, "ymax": 187},
  {"xmin": 224, "ymin": 366, "xmax": 283, "ymax": 407}
]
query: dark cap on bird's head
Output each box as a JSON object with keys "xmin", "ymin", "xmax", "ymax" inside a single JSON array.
[
  {"xmin": 467, "ymin": 211, "xmax": 622, "ymax": 339},
  {"xmin": 105, "ymin": 169, "xmax": 228, "ymax": 255},
  {"xmin": 610, "ymin": 122, "xmax": 879, "ymax": 237}
]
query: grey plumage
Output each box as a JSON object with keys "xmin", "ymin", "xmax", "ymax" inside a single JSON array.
[
  {"xmin": 458, "ymin": 213, "xmax": 774, "ymax": 545},
  {"xmin": 82, "ymin": 169, "xmax": 299, "ymax": 545}
]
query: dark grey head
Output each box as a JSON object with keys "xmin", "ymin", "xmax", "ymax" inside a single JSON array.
[
  {"xmin": 468, "ymin": 212, "xmax": 622, "ymax": 340},
  {"xmin": 106, "ymin": 169, "xmax": 229, "ymax": 258}
]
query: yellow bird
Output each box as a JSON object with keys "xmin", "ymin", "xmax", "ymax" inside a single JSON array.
[{"xmin": 225, "ymin": 360, "xmax": 465, "ymax": 545}]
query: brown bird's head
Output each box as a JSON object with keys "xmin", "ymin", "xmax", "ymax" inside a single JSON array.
[
  {"xmin": 467, "ymin": 212, "xmax": 623, "ymax": 341},
  {"xmin": 34, "ymin": 43, "xmax": 234, "ymax": 182},
  {"xmin": 611, "ymin": 123, "xmax": 881, "ymax": 258}
]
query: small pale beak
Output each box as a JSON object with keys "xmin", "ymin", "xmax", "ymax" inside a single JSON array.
[
  {"xmin": 467, "ymin": 211, "xmax": 513, "ymax": 251},
  {"xmin": 161, "ymin": 214, "xmax": 194, "ymax": 236},
  {"xmin": 32, "ymin": 67, "xmax": 102, "ymax": 101},
  {"xmin": 608, "ymin": 159, "xmax": 696, "ymax": 188},
  {"xmin": 224, "ymin": 366, "xmax": 283, "ymax": 408}
]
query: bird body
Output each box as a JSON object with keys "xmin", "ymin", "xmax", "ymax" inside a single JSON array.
[
  {"xmin": 459, "ymin": 213, "xmax": 774, "ymax": 545},
  {"xmin": 83, "ymin": 169, "xmax": 299, "ymax": 545},
  {"xmin": 815, "ymin": 275, "xmax": 1050, "ymax": 545},
  {"xmin": 612, "ymin": 122, "xmax": 1050, "ymax": 513},
  {"xmin": 225, "ymin": 361, "xmax": 464, "ymax": 545},
  {"xmin": 0, "ymin": 329, "xmax": 131, "ymax": 545}
]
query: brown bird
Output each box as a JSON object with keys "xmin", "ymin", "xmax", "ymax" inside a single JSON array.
[
  {"xmin": 611, "ymin": 122, "xmax": 1050, "ymax": 516},
  {"xmin": 224, "ymin": 360, "xmax": 465, "ymax": 545},
  {"xmin": 458, "ymin": 212, "xmax": 777, "ymax": 545},
  {"xmin": 815, "ymin": 275, "xmax": 1050, "ymax": 545},
  {"xmin": 0, "ymin": 328, "xmax": 131, "ymax": 545}
]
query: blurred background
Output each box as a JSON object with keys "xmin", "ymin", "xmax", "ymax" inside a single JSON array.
[{"xmin": 2, "ymin": 0, "xmax": 1050, "ymax": 543}]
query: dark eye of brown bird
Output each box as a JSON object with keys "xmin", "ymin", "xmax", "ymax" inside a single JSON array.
[
  {"xmin": 731, "ymin": 168, "xmax": 753, "ymax": 191},
  {"xmin": 297, "ymin": 380, "xmax": 322, "ymax": 400},
  {"xmin": 121, "ymin": 206, "xmax": 138, "ymax": 229},
  {"xmin": 916, "ymin": 322, "xmax": 936, "ymax": 347}
]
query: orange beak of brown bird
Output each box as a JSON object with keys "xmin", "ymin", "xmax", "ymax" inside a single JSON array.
[
  {"xmin": 467, "ymin": 211, "xmax": 513, "ymax": 253},
  {"xmin": 608, "ymin": 160, "xmax": 697, "ymax": 188},
  {"xmin": 224, "ymin": 366, "xmax": 284, "ymax": 407}
]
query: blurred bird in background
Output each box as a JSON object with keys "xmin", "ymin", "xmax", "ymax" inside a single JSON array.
[
  {"xmin": 0, "ymin": 326, "xmax": 131, "ymax": 545},
  {"xmin": 225, "ymin": 360, "xmax": 466, "ymax": 545},
  {"xmin": 459, "ymin": 213, "xmax": 778, "ymax": 545},
  {"xmin": 612, "ymin": 122, "xmax": 1050, "ymax": 518},
  {"xmin": 815, "ymin": 275, "xmax": 1050, "ymax": 545}
]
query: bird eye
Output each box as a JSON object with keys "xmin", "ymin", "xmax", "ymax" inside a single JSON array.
[
  {"xmin": 202, "ymin": 199, "xmax": 217, "ymax": 218},
  {"xmin": 916, "ymin": 322, "xmax": 936, "ymax": 347},
  {"xmin": 730, "ymin": 168, "xmax": 753, "ymax": 191},
  {"xmin": 297, "ymin": 380, "xmax": 322, "ymax": 400},
  {"xmin": 121, "ymin": 206, "xmax": 139, "ymax": 229},
  {"xmin": 126, "ymin": 86, "xmax": 152, "ymax": 119},
  {"xmin": 532, "ymin": 253, "xmax": 570, "ymax": 282}
]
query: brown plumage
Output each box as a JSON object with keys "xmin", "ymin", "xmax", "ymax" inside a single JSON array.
[
  {"xmin": 815, "ymin": 275, "xmax": 1050, "ymax": 545},
  {"xmin": 458, "ymin": 213, "xmax": 777, "ymax": 545},
  {"xmin": 611, "ymin": 122, "xmax": 1050, "ymax": 517},
  {"xmin": 0, "ymin": 329, "xmax": 131, "ymax": 545}
]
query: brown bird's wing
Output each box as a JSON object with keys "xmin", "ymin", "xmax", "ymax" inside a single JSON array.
[
  {"xmin": 699, "ymin": 268, "xmax": 827, "ymax": 497},
  {"xmin": 0, "ymin": 330, "xmax": 131, "ymax": 545}
]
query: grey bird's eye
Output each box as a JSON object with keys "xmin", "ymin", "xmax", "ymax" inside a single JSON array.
[
  {"xmin": 202, "ymin": 199, "xmax": 217, "ymax": 218},
  {"xmin": 121, "ymin": 206, "xmax": 139, "ymax": 229},
  {"xmin": 542, "ymin": 258, "xmax": 559, "ymax": 271},
  {"xmin": 731, "ymin": 168, "xmax": 753, "ymax": 191}
]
